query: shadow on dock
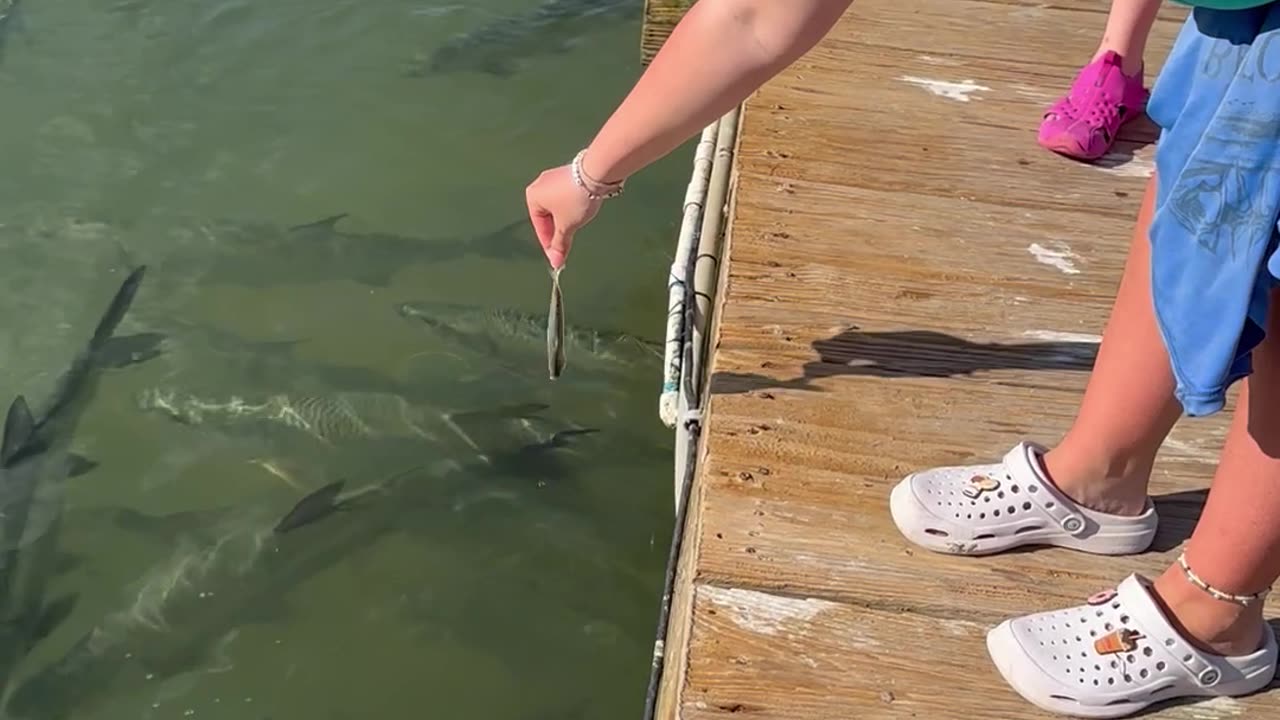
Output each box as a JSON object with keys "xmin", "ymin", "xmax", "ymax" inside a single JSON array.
[{"xmin": 710, "ymin": 326, "xmax": 1099, "ymax": 394}]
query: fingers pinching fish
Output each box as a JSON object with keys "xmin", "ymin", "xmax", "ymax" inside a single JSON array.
[{"xmin": 547, "ymin": 266, "xmax": 566, "ymax": 380}]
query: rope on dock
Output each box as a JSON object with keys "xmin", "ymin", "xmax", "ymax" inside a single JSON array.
[
  {"xmin": 644, "ymin": 105, "xmax": 741, "ymax": 720},
  {"xmin": 688, "ymin": 107, "xmax": 740, "ymax": 420},
  {"xmin": 659, "ymin": 121, "xmax": 719, "ymax": 429},
  {"xmin": 641, "ymin": 404, "xmax": 699, "ymax": 720}
]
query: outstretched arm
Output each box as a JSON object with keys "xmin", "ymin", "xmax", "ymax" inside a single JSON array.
[
  {"xmin": 526, "ymin": 0, "xmax": 854, "ymax": 267},
  {"xmin": 582, "ymin": 0, "xmax": 854, "ymax": 183}
]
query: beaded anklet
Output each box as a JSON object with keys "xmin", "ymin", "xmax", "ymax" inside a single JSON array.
[{"xmin": 1178, "ymin": 552, "xmax": 1271, "ymax": 607}]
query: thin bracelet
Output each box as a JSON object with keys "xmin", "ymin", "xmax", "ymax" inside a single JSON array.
[
  {"xmin": 1178, "ymin": 552, "xmax": 1271, "ymax": 607},
  {"xmin": 571, "ymin": 149, "xmax": 624, "ymax": 200}
]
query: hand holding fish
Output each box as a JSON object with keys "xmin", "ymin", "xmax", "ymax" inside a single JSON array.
[
  {"xmin": 524, "ymin": 0, "xmax": 853, "ymax": 268},
  {"xmin": 525, "ymin": 151, "xmax": 622, "ymax": 268}
]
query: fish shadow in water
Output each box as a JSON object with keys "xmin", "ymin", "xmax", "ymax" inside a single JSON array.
[
  {"xmin": 100, "ymin": 332, "xmax": 167, "ymax": 370},
  {"xmin": 709, "ymin": 327, "xmax": 1099, "ymax": 395}
]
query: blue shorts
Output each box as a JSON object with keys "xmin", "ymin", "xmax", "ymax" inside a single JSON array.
[{"xmin": 1146, "ymin": 3, "xmax": 1280, "ymax": 416}]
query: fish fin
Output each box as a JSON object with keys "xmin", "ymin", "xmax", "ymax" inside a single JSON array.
[
  {"xmin": 100, "ymin": 331, "xmax": 167, "ymax": 369},
  {"xmin": 88, "ymin": 266, "xmax": 147, "ymax": 354},
  {"xmin": 27, "ymin": 593, "xmax": 78, "ymax": 650},
  {"xmin": 1, "ymin": 395, "xmax": 35, "ymax": 466},
  {"xmin": 273, "ymin": 480, "xmax": 346, "ymax": 534},
  {"xmin": 288, "ymin": 213, "xmax": 349, "ymax": 233},
  {"xmin": 36, "ymin": 267, "xmax": 146, "ymax": 424},
  {"xmin": 543, "ymin": 427, "xmax": 600, "ymax": 451},
  {"xmin": 67, "ymin": 453, "xmax": 98, "ymax": 478}
]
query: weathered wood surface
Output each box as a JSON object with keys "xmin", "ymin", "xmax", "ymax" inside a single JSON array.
[
  {"xmin": 641, "ymin": 0, "xmax": 694, "ymax": 66},
  {"xmin": 658, "ymin": 0, "xmax": 1280, "ymax": 718}
]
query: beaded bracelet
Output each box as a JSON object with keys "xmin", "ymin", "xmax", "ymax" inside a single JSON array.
[
  {"xmin": 1178, "ymin": 552, "xmax": 1271, "ymax": 607},
  {"xmin": 571, "ymin": 149, "xmax": 625, "ymax": 200}
]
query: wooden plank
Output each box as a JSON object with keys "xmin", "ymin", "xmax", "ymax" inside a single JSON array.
[
  {"xmin": 680, "ymin": 583, "xmax": 1275, "ymax": 719},
  {"xmin": 641, "ymin": 0, "xmax": 695, "ymax": 66},
  {"xmin": 653, "ymin": 0, "xmax": 1280, "ymax": 717},
  {"xmin": 655, "ymin": 438, "xmax": 709, "ymax": 720}
]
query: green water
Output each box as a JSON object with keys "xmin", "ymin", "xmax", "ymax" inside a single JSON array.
[{"xmin": 0, "ymin": 0, "xmax": 685, "ymax": 717}]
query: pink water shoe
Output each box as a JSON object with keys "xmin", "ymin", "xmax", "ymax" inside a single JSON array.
[{"xmin": 1038, "ymin": 51, "xmax": 1148, "ymax": 161}]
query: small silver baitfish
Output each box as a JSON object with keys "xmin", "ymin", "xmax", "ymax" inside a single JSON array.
[{"xmin": 547, "ymin": 266, "xmax": 565, "ymax": 379}]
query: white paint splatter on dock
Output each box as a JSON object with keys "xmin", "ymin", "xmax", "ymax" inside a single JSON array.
[
  {"xmin": 899, "ymin": 76, "xmax": 990, "ymax": 102},
  {"xmin": 702, "ymin": 586, "xmax": 836, "ymax": 637},
  {"xmin": 1027, "ymin": 242, "xmax": 1081, "ymax": 274}
]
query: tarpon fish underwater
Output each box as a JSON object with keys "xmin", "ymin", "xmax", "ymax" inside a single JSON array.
[
  {"xmin": 396, "ymin": 299, "xmax": 661, "ymax": 369},
  {"xmin": 119, "ymin": 314, "xmax": 423, "ymax": 402},
  {"xmin": 409, "ymin": 0, "xmax": 640, "ymax": 78},
  {"xmin": 136, "ymin": 212, "xmax": 541, "ymax": 290},
  {"xmin": 1, "ymin": 428, "xmax": 597, "ymax": 719},
  {"xmin": 1, "ymin": 211, "xmax": 539, "ymax": 296},
  {"xmin": 0, "ymin": 267, "xmax": 146, "ymax": 699},
  {"xmin": 136, "ymin": 387, "xmax": 551, "ymax": 450}
]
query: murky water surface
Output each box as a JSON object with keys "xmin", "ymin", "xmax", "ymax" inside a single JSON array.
[{"xmin": 0, "ymin": 1, "xmax": 682, "ymax": 717}]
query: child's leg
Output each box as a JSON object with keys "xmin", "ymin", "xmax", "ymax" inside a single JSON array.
[
  {"xmin": 1042, "ymin": 176, "xmax": 1183, "ymax": 517},
  {"xmin": 1092, "ymin": 0, "xmax": 1162, "ymax": 75},
  {"xmin": 986, "ymin": 290, "xmax": 1280, "ymax": 719},
  {"xmin": 890, "ymin": 176, "xmax": 1175, "ymax": 555},
  {"xmin": 1147, "ymin": 290, "xmax": 1280, "ymax": 656},
  {"xmin": 1037, "ymin": 0, "xmax": 1160, "ymax": 161}
]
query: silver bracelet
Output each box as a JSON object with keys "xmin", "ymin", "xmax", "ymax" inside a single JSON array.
[{"xmin": 571, "ymin": 149, "xmax": 624, "ymax": 200}]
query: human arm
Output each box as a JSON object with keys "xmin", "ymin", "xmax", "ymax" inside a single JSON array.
[{"xmin": 526, "ymin": 0, "xmax": 854, "ymax": 267}]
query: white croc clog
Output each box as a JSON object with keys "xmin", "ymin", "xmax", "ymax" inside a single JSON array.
[
  {"xmin": 890, "ymin": 442, "xmax": 1158, "ymax": 556},
  {"xmin": 988, "ymin": 574, "xmax": 1278, "ymax": 718}
]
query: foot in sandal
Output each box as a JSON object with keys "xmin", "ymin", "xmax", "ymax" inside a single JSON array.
[
  {"xmin": 889, "ymin": 442, "xmax": 1158, "ymax": 556},
  {"xmin": 1038, "ymin": 51, "xmax": 1148, "ymax": 161},
  {"xmin": 987, "ymin": 573, "xmax": 1278, "ymax": 718}
]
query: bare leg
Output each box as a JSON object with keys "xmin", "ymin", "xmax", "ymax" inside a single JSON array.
[
  {"xmin": 985, "ymin": 296, "xmax": 1279, "ymax": 714},
  {"xmin": 891, "ymin": 177, "xmax": 1182, "ymax": 554},
  {"xmin": 1149, "ymin": 288, "xmax": 1280, "ymax": 656},
  {"xmin": 1038, "ymin": 176, "xmax": 1184, "ymax": 516},
  {"xmin": 1093, "ymin": 0, "xmax": 1163, "ymax": 75}
]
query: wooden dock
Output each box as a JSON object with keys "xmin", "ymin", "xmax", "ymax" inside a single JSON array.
[{"xmin": 652, "ymin": 1, "xmax": 1280, "ymax": 718}]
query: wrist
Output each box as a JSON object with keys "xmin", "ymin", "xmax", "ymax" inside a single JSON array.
[
  {"xmin": 580, "ymin": 145, "xmax": 628, "ymax": 186},
  {"xmin": 571, "ymin": 149, "xmax": 625, "ymax": 200}
]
